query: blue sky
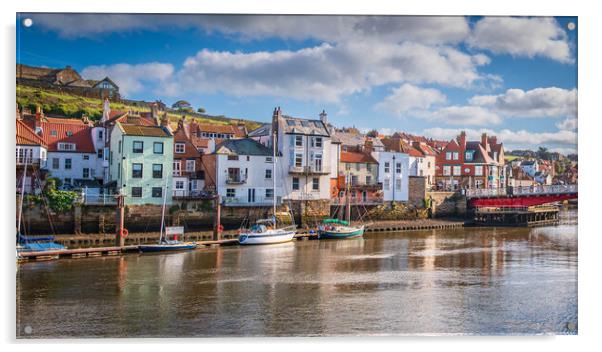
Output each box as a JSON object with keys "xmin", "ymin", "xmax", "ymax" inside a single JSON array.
[{"xmin": 17, "ymin": 14, "xmax": 578, "ymax": 153}]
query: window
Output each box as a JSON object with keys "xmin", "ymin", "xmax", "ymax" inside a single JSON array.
[
  {"xmin": 52, "ymin": 158, "xmax": 59, "ymax": 169},
  {"xmin": 366, "ymin": 175, "xmax": 372, "ymax": 185},
  {"xmin": 186, "ymin": 160, "xmax": 195, "ymax": 172},
  {"xmin": 465, "ymin": 151, "xmax": 474, "ymax": 161},
  {"xmin": 131, "ymin": 187, "xmax": 142, "ymax": 197},
  {"xmin": 97, "ymin": 149, "xmax": 103, "ymax": 158},
  {"xmin": 64, "ymin": 158, "xmax": 72, "ymax": 169},
  {"xmin": 292, "ymin": 177, "xmax": 300, "ymax": 190},
  {"xmin": 173, "ymin": 161, "xmax": 181, "ymax": 176},
  {"xmin": 66, "ymin": 131, "xmax": 73, "ymax": 137},
  {"xmin": 133, "ymin": 141, "xmax": 143, "ymax": 153},
  {"xmin": 312, "ymin": 177, "xmax": 320, "ymax": 191},
  {"xmin": 175, "ymin": 143, "xmax": 185, "ymax": 154},
  {"xmin": 265, "ymin": 157, "xmax": 273, "ymax": 163},
  {"xmin": 265, "ymin": 169, "xmax": 272, "ymax": 179},
  {"xmin": 384, "ymin": 178, "xmax": 390, "ymax": 190},
  {"xmin": 152, "ymin": 187, "xmax": 162, "ymax": 198},
  {"xmin": 475, "ymin": 165, "xmax": 484, "ymax": 176},
  {"xmin": 452, "ymin": 152, "xmax": 459, "ymax": 160},
  {"xmin": 175, "ymin": 181, "xmax": 185, "ymax": 189},
  {"xmin": 295, "ymin": 135, "xmax": 303, "ymax": 147},
  {"xmin": 132, "ymin": 163, "xmax": 143, "ymax": 178},
  {"xmin": 453, "ymin": 166, "xmax": 461, "ymax": 175},
  {"xmin": 64, "ymin": 178, "xmax": 71, "ymax": 185},
  {"xmin": 314, "ymin": 154, "xmax": 323, "ymax": 171},
  {"xmin": 50, "ymin": 130, "xmax": 57, "ymax": 137},
  {"xmin": 351, "ymin": 175, "xmax": 358, "ymax": 185},
  {"xmin": 83, "ymin": 168, "xmax": 89, "ymax": 178},
  {"xmin": 118, "ymin": 141, "xmax": 122, "ymax": 153},
  {"xmin": 427, "ymin": 161, "xmax": 431, "ymax": 168},
  {"xmin": 446, "ymin": 152, "xmax": 452, "ymax": 160},
  {"xmin": 266, "ymin": 188, "xmax": 274, "ymax": 199},
  {"xmin": 228, "ymin": 155, "xmax": 239, "ymax": 161},
  {"xmin": 152, "ymin": 164, "xmax": 163, "ymax": 178},
  {"xmin": 345, "ymin": 163, "xmax": 351, "ymax": 171},
  {"xmin": 443, "ymin": 165, "xmax": 451, "ymax": 176},
  {"xmin": 83, "ymin": 155, "xmax": 89, "ymax": 160},
  {"xmin": 384, "ymin": 162, "xmax": 390, "ymax": 173},
  {"xmin": 366, "ymin": 163, "xmax": 372, "ymax": 172},
  {"xmin": 117, "ymin": 163, "xmax": 120, "ymax": 179},
  {"xmin": 396, "ymin": 162, "xmax": 402, "ymax": 174},
  {"xmin": 395, "ymin": 178, "xmax": 402, "ymax": 191},
  {"xmin": 198, "ymin": 170, "xmax": 205, "ymax": 180},
  {"xmin": 57, "ymin": 143, "xmax": 76, "ymax": 151},
  {"xmin": 295, "ymin": 153, "xmax": 303, "ymax": 167},
  {"xmin": 154, "ymin": 142, "xmax": 164, "ymax": 154},
  {"xmin": 226, "ymin": 188, "xmax": 236, "ymax": 198},
  {"xmin": 313, "ymin": 137, "xmax": 322, "ymax": 148},
  {"xmin": 98, "ymin": 130, "xmax": 103, "ymax": 140}
]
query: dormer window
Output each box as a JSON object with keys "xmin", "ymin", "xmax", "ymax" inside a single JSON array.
[
  {"xmin": 175, "ymin": 143, "xmax": 186, "ymax": 154},
  {"xmin": 66, "ymin": 131, "xmax": 73, "ymax": 137},
  {"xmin": 465, "ymin": 151, "xmax": 474, "ymax": 161},
  {"xmin": 58, "ymin": 143, "xmax": 76, "ymax": 151},
  {"xmin": 50, "ymin": 130, "xmax": 58, "ymax": 137}
]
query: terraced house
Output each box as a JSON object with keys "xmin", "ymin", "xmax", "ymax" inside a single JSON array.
[
  {"xmin": 435, "ymin": 131, "xmax": 505, "ymax": 190},
  {"xmin": 109, "ymin": 122, "xmax": 174, "ymax": 205}
]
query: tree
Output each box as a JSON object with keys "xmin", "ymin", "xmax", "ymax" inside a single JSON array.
[
  {"xmin": 197, "ymin": 107, "xmax": 206, "ymax": 114},
  {"xmin": 536, "ymin": 147, "xmax": 551, "ymax": 160},
  {"xmin": 366, "ymin": 129, "xmax": 379, "ymax": 137}
]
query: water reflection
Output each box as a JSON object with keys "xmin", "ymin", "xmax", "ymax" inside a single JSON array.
[{"xmin": 17, "ymin": 211, "xmax": 578, "ymax": 337}]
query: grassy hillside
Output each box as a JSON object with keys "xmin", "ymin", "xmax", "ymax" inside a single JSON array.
[{"xmin": 16, "ymin": 84, "xmax": 262, "ymax": 130}]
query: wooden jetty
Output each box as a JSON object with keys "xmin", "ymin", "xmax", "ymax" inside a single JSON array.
[{"xmin": 470, "ymin": 205, "xmax": 560, "ymax": 227}]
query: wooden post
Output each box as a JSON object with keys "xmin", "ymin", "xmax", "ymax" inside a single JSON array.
[
  {"xmin": 213, "ymin": 195, "xmax": 221, "ymax": 241},
  {"xmin": 115, "ymin": 195, "xmax": 125, "ymax": 247}
]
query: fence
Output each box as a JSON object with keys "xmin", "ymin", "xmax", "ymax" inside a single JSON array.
[{"xmin": 465, "ymin": 184, "xmax": 577, "ymax": 198}]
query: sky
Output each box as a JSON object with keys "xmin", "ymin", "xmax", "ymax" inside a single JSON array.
[{"xmin": 16, "ymin": 14, "xmax": 578, "ymax": 154}]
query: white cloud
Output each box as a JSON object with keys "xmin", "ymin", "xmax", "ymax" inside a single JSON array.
[
  {"xmin": 81, "ymin": 63, "xmax": 174, "ymax": 96},
  {"xmin": 375, "ymin": 84, "xmax": 447, "ymax": 116},
  {"xmin": 469, "ymin": 87, "xmax": 577, "ymax": 118},
  {"xmin": 422, "ymin": 127, "xmax": 577, "ymax": 152},
  {"xmin": 420, "ymin": 106, "xmax": 502, "ymax": 126},
  {"xmin": 165, "ymin": 41, "xmax": 490, "ymax": 102},
  {"xmin": 556, "ymin": 118, "xmax": 578, "ymax": 130},
  {"xmin": 27, "ymin": 14, "xmax": 470, "ymax": 44},
  {"xmin": 468, "ymin": 17, "xmax": 573, "ymax": 63}
]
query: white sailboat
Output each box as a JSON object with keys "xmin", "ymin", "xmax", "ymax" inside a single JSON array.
[{"xmin": 238, "ymin": 131, "xmax": 296, "ymax": 245}]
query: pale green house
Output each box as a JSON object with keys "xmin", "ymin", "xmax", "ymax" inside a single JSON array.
[{"xmin": 109, "ymin": 122, "xmax": 174, "ymax": 205}]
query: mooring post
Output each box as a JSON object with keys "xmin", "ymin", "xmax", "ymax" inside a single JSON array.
[
  {"xmin": 115, "ymin": 195, "xmax": 125, "ymax": 247},
  {"xmin": 213, "ymin": 195, "xmax": 221, "ymax": 241}
]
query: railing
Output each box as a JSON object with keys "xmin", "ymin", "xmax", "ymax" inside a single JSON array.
[
  {"xmin": 466, "ymin": 184, "xmax": 577, "ymax": 198},
  {"xmin": 83, "ymin": 194, "xmax": 118, "ymax": 205},
  {"xmin": 332, "ymin": 196, "xmax": 384, "ymax": 205},
  {"xmin": 223, "ymin": 196, "xmax": 282, "ymax": 206},
  {"xmin": 475, "ymin": 205, "xmax": 560, "ymax": 213},
  {"xmin": 289, "ymin": 165, "xmax": 329, "ymax": 174},
  {"xmin": 173, "ymin": 170, "xmax": 204, "ymax": 178},
  {"xmin": 172, "ymin": 190, "xmax": 215, "ymax": 199},
  {"xmin": 225, "ymin": 176, "xmax": 247, "ymax": 184},
  {"xmin": 16, "ymin": 157, "xmax": 46, "ymax": 167}
]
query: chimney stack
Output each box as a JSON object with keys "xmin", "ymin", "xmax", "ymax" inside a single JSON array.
[
  {"xmin": 319, "ymin": 109, "xmax": 328, "ymax": 124},
  {"xmin": 178, "ymin": 115, "xmax": 185, "ymax": 130},
  {"xmin": 481, "ymin": 133, "xmax": 488, "ymax": 148},
  {"xmin": 458, "ymin": 131, "xmax": 467, "ymax": 147},
  {"xmin": 490, "ymin": 136, "xmax": 497, "ymax": 145}
]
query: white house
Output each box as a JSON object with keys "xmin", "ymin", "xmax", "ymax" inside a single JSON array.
[
  {"xmin": 213, "ymin": 138, "xmax": 282, "ymax": 206},
  {"xmin": 521, "ymin": 159, "xmax": 539, "ymax": 177},
  {"xmin": 267, "ymin": 107, "xmax": 333, "ymax": 201},
  {"xmin": 16, "ymin": 118, "xmax": 48, "ymax": 194},
  {"xmin": 371, "ymin": 151, "xmax": 410, "ymax": 202}
]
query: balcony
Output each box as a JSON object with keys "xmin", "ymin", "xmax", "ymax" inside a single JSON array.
[
  {"xmin": 16, "ymin": 157, "xmax": 46, "ymax": 168},
  {"xmin": 82, "ymin": 194, "xmax": 118, "ymax": 206},
  {"xmin": 225, "ymin": 175, "xmax": 247, "ymax": 185},
  {"xmin": 223, "ymin": 196, "xmax": 282, "ymax": 207},
  {"xmin": 172, "ymin": 189, "xmax": 215, "ymax": 199},
  {"xmin": 173, "ymin": 170, "xmax": 205, "ymax": 179},
  {"xmin": 289, "ymin": 165, "xmax": 330, "ymax": 175}
]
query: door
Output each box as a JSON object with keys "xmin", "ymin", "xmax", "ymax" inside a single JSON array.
[{"xmin": 247, "ymin": 188, "xmax": 256, "ymax": 203}]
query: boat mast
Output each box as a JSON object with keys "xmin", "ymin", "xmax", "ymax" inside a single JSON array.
[
  {"xmin": 159, "ymin": 173, "xmax": 169, "ymax": 243},
  {"xmin": 17, "ymin": 153, "xmax": 28, "ymax": 237},
  {"xmin": 272, "ymin": 130, "xmax": 277, "ymax": 229},
  {"xmin": 346, "ymin": 171, "xmax": 351, "ymax": 223}
]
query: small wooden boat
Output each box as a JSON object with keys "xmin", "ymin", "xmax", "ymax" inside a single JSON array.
[
  {"xmin": 318, "ymin": 219, "xmax": 364, "ymax": 239},
  {"xmin": 139, "ymin": 178, "xmax": 197, "ymax": 254},
  {"xmin": 139, "ymin": 240, "xmax": 197, "ymax": 253}
]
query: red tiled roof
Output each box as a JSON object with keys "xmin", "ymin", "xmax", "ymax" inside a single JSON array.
[
  {"xmin": 25, "ymin": 117, "xmax": 95, "ymax": 153},
  {"xmin": 189, "ymin": 122, "xmax": 246, "ymax": 137},
  {"xmin": 341, "ymin": 151, "xmax": 378, "ymax": 164},
  {"xmin": 16, "ymin": 119, "xmax": 46, "ymax": 147}
]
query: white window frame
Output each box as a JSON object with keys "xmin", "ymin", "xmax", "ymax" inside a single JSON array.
[
  {"xmin": 175, "ymin": 143, "xmax": 186, "ymax": 154},
  {"xmin": 443, "ymin": 165, "xmax": 451, "ymax": 176}
]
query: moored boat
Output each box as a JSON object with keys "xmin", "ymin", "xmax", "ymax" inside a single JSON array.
[{"xmin": 318, "ymin": 219, "xmax": 364, "ymax": 239}]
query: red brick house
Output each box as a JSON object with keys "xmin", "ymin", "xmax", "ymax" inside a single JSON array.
[
  {"xmin": 435, "ymin": 131, "xmax": 506, "ymax": 190},
  {"xmin": 336, "ymin": 151, "xmax": 382, "ymax": 204}
]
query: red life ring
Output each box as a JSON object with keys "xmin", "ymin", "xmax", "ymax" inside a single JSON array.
[
  {"xmin": 120, "ymin": 228, "xmax": 129, "ymax": 238},
  {"xmin": 217, "ymin": 224, "xmax": 224, "ymax": 233}
]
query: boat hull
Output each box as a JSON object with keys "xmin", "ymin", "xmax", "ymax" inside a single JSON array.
[
  {"xmin": 238, "ymin": 230, "xmax": 296, "ymax": 245},
  {"xmin": 318, "ymin": 226, "xmax": 364, "ymax": 239},
  {"xmin": 138, "ymin": 243, "xmax": 197, "ymax": 253}
]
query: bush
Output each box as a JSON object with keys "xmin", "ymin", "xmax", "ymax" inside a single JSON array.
[{"xmin": 45, "ymin": 189, "xmax": 79, "ymax": 213}]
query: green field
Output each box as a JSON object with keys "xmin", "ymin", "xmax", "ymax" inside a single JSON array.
[{"xmin": 16, "ymin": 84, "xmax": 262, "ymax": 130}]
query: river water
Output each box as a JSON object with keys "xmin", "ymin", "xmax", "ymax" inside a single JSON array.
[{"xmin": 17, "ymin": 210, "xmax": 577, "ymax": 338}]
